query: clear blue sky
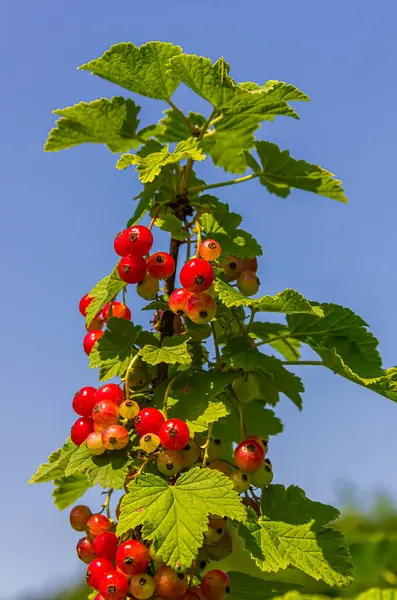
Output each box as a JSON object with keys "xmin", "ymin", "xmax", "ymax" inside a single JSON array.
[{"xmin": 1, "ymin": 1, "xmax": 396, "ymax": 598}]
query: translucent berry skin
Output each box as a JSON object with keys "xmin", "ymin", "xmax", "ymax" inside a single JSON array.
[
  {"xmin": 168, "ymin": 288, "xmax": 192, "ymax": 317},
  {"xmin": 79, "ymin": 294, "xmax": 93, "ymax": 317},
  {"xmin": 123, "ymin": 225, "xmax": 154, "ymax": 257},
  {"xmin": 230, "ymin": 470, "xmax": 252, "ymax": 493},
  {"xmin": 86, "ymin": 316, "xmax": 104, "ymax": 332},
  {"xmin": 86, "ymin": 431, "xmax": 106, "ymax": 456},
  {"xmin": 116, "ymin": 539, "xmax": 150, "ymax": 576},
  {"xmin": 134, "ymin": 407, "xmax": 165, "ymax": 436},
  {"xmin": 119, "ymin": 400, "xmax": 140, "ymax": 420},
  {"xmin": 159, "ymin": 418, "xmax": 190, "ymax": 451},
  {"xmin": 223, "ymin": 256, "xmax": 244, "ymax": 282},
  {"xmin": 234, "ymin": 439, "xmax": 265, "ymax": 472},
  {"xmin": 140, "ymin": 433, "xmax": 161, "ymax": 453},
  {"xmin": 71, "ymin": 417, "xmax": 94, "ymax": 446},
  {"xmin": 86, "ymin": 514, "xmax": 114, "ymax": 540},
  {"xmin": 113, "ymin": 230, "xmax": 129, "ymax": 257},
  {"xmin": 242, "ymin": 256, "xmax": 258, "ymax": 273},
  {"xmin": 84, "ymin": 331, "xmax": 104, "ymax": 355},
  {"xmin": 201, "ymin": 570, "xmax": 230, "ymax": 600},
  {"xmin": 70, "ymin": 505, "xmax": 92, "ymax": 531},
  {"xmin": 94, "ymin": 383, "xmax": 124, "ymax": 406},
  {"xmin": 204, "ymin": 526, "xmax": 224, "ymax": 546},
  {"xmin": 86, "ymin": 558, "xmax": 114, "ymax": 590},
  {"xmin": 251, "ymin": 463, "xmax": 274, "ymax": 488},
  {"xmin": 199, "ymin": 239, "xmax": 222, "ymax": 261},
  {"xmin": 137, "ymin": 273, "xmax": 160, "ymax": 300},
  {"xmin": 187, "ymin": 293, "xmax": 216, "ymax": 324},
  {"xmin": 147, "ymin": 252, "xmax": 175, "ymax": 280},
  {"xmin": 179, "ymin": 440, "xmax": 200, "ymax": 468},
  {"xmin": 102, "ymin": 425, "xmax": 129, "ymax": 450},
  {"xmin": 94, "ymin": 422, "xmax": 105, "ymax": 433},
  {"xmin": 208, "ymin": 438, "xmax": 223, "ymax": 462},
  {"xmin": 237, "ymin": 270, "xmax": 260, "ymax": 296},
  {"xmin": 130, "ymin": 574, "xmax": 156, "ymax": 599},
  {"xmin": 157, "ymin": 449, "xmax": 183, "ymax": 476},
  {"xmin": 72, "ymin": 386, "xmax": 97, "ymax": 417},
  {"xmin": 102, "ymin": 301, "xmax": 132, "ymax": 321},
  {"xmin": 76, "ymin": 536, "xmax": 95, "ymax": 564},
  {"xmin": 93, "ymin": 532, "xmax": 119, "ymax": 561},
  {"xmin": 99, "ymin": 570, "xmax": 129, "ymax": 600},
  {"xmin": 180, "ymin": 258, "xmax": 214, "ymax": 293},
  {"xmin": 154, "ymin": 566, "xmax": 188, "ymax": 600},
  {"xmin": 92, "ymin": 400, "xmax": 119, "ymax": 429},
  {"xmin": 118, "ymin": 254, "xmax": 147, "ymax": 284}
]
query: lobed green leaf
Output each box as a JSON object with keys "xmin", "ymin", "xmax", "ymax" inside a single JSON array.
[
  {"xmin": 29, "ymin": 439, "xmax": 76, "ymax": 484},
  {"xmin": 85, "ymin": 266, "xmax": 126, "ymax": 326},
  {"xmin": 139, "ymin": 335, "xmax": 192, "ymax": 366},
  {"xmin": 52, "ymin": 475, "xmax": 90, "ymax": 510},
  {"xmin": 65, "ymin": 444, "xmax": 130, "ymax": 489}
]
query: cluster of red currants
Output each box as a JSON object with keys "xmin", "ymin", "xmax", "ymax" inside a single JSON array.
[
  {"xmin": 71, "ymin": 504, "xmax": 230, "ymax": 600},
  {"xmin": 80, "ymin": 296, "xmax": 133, "ymax": 356}
]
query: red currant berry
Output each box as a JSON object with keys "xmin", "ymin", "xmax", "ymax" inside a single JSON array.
[
  {"xmin": 168, "ymin": 288, "xmax": 192, "ymax": 317},
  {"xmin": 86, "ymin": 316, "xmax": 104, "ymax": 332},
  {"xmin": 86, "ymin": 514, "xmax": 114, "ymax": 539},
  {"xmin": 237, "ymin": 270, "xmax": 260, "ymax": 296},
  {"xmin": 94, "ymin": 383, "xmax": 124, "ymax": 406},
  {"xmin": 154, "ymin": 566, "xmax": 188, "ymax": 600},
  {"xmin": 180, "ymin": 258, "xmax": 214, "ymax": 293},
  {"xmin": 70, "ymin": 505, "xmax": 92, "ymax": 531},
  {"xmin": 133, "ymin": 407, "xmax": 165, "ymax": 436},
  {"xmin": 181, "ymin": 591, "xmax": 202, "ymax": 600},
  {"xmin": 71, "ymin": 417, "xmax": 94, "ymax": 446},
  {"xmin": 158, "ymin": 419, "xmax": 190, "ymax": 451},
  {"xmin": 187, "ymin": 293, "xmax": 216, "ymax": 324},
  {"xmin": 199, "ymin": 239, "xmax": 222, "ymax": 261},
  {"xmin": 92, "ymin": 400, "xmax": 119, "ymax": 428},
  {"xmin": 79, "ymin": 294, "xmax": 93, "ymax": 317},
  {"xmin": 242, "ymin": 256, "xmax": 258, "ymax": 273},
  {"xmin": 147, "ymin": 252, "xmax": 175, "ymax": 280},
  {"xmin": 83, "ymin": 331, "xmax": 103, "ymax": 355},
  {"xmin": 123, "ymin": 225, "xmax": 154, "ymax": 257},
  {"xmin": 86, "ymin": 431, "xmax": 106, "ymax": 456},
  {"xmin": 94, "ymin": 422, "xmax": 105, "ymax": 433},
  {"xmin": 99, "ymin": 570, "xmax": 129, "ymax": 600},
  {"xmin": 116, "ymin": 539, "xmax": 150, "ymax": 576},
  {"xmin": 247, "ymin": 435, "xmax": 268, "ymax": 454},
  {"xmin": 93, "ymin": 531, "xmax": 119, "ymax": 561},
  {"xmin": 119, "ymin": 400, "xmax": 140, "ymax": 420},
  {"xmin": 130, "ymin": 574, "xmax": 156, "ymax": 599},
  {"xmin": 72, "ymin": 386, "xmax": 97, "ymax": 417},
  {"xmin": 86, "ymin": 558, "xmax": 114, "ymax": 590},
  {"xmin": 113, "ymin": 230, "xmax": 129, "ymax": 257},
  {"xmin": 208, "ymin": 461, "xmax": 233, "ymax": 476},
  {"xmin": 234, "ymin": 439, "xmax": 265, "ymax": 472},
  {"xmin": 102, "ymin": 301, "xmax": 131, "ymax": 321},
  {"xmin": 76, "ymin": 536, "xmax": 95, "ymax": 564},
  {"xmin": 137, "ymin": 273, "xmax": 160, "ymax": 300},
  {"xmin": 94, "ymin": 595, "xmax": 106, "ymax": 600},
  {"xmin": 157, "ymin": 449, "xmax": 183, "ymax": 476},
  {"xmin": 118, "ymin": 255, "xmax": 147, "ymax": 284},
  {"xmin": 222, "ymin": 256, "xmax": 244, "ymax": 282},
  {"xmin": 200, "ymin": 570, "xmax": 230, "ymax": 600},
  {"xmin": 102, "ymin": 424, "xmax": 129, "ymax": 450}
]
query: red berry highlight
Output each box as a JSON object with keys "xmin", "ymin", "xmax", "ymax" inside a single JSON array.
[
  {"xmin": 168, "ymin": 288, "xmax": 192, "ymax": 317},
  {"xmin": 180, "ymin": 258, "xmax": 214, "ymax": 293},
  {"xmin": 86, "ymin": 514, "xmax": 114, "ymax": 539},
  {"xmin": 93, "ymin": 531, "xmax": 119, "ymax": 561},
  {"xmin": 72, "ymin": 386, "xmax": 97, "ymax": 417},
  {"xmin": 234, "ymin": 439, "xmax": 265, "ymax": 472},
  {"xmin": 187, "ymin": 293, "xmax": 216, "ymax": 324},
  {"xmin": 94, "ymin": 383, "xmax": 124, "ymax": 406},
  {"xmin": 92, "ymin": 400, "xmax": 119, "ymax": 429},
  {"xmin": 70, "ymin": 505, "xmax": 92, "ymax": 531},
  {"xmin": 83, "ymin": 330, "xmax": 104, "ymax": 355},
  {"xmin": 133, "ymin": 407, "xmax": 165, "ymax": 436},
  {"xmin": 116, "ymin": 539, "xmax": 150, "ymax": 576},
  {"xmin": 102, "ymin": 301, "xmax": 131, "ymax": 321},
  {"xmin": 158, "ymin": 418, "xmax": 190, "ymax": 451},
  {"xmin": 86, "ymin": 558, "xmax": 114, "ymax": 590},
  {"xmin": 99, "ymin": 570, "xmax": 129, "ymax": 600},
  {"xmin": 102, "ymin": 424, "xmax": 129, "ymax": 450},
  {"xmin": 71, "ymin": 417, "xmax": 94, "ymax": 446},
  {"xmin": 199, "ymin": 239, "xmax": 221, "ymax": 261},
  {"xmin": 123, "ymin": 225, "xmax": 154, "ymax": 257},
  {"xmin": 147, "ymin": 252, "xmax": 175, "ymax": 280},
  {"xmin": 76, "ymin": 536, "xmax": 95, "ymax": 564},
  {"xmin": 118, "ymin": 254, "xmax": 147, "ymax": 284}
]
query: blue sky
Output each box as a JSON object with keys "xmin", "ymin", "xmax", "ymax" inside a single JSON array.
[{"xmin": 1, "ymin": 1, "xmax": 396, "ymax": 597}]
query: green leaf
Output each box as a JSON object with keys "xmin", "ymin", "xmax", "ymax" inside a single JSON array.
[
  {"xmin": 141, "ymin": 300, "xmax": 169, "ymax": 312},
  {"xmin": 168, "ymin": 55, "xmax": 236, "ymax": 109},
  {"xmin": 80, "ymin": 41, "xmax": 182, "ymax": 100},
  {"xmin": 227, "ymin": 572, "xmax": 301, "ymax": 600},
  {"xmin": 156, "ymin": 109, "xmax": 206, "ymax": 142},
  {"xmin": 213, "ymin": 401, "xmax": 283, "ymax": 446},
  {"xmin": 287, "ymin": 303, "xmax": 382, "ymax": 378},
  {"xmin": 250, "ymin": 322, "xmax": 301, "ymax": 361},
  {"xmin": 356, "ymin": 590, "xmax": 397, "ymax": 600},
  {"xmin": 254, "ymin": 141, "xmax": 347, "ymax": 202},
  {"xmin": 29, "ymin": 439, "xmax": 76, "ymax": 484},
  {"xmin": 52, "ymin": 475, "xmax": 90, "ymax": 510},
  {"xmin": 117, "ymin": 467, "xmax": 246, "ymax": 570},
  {"xmin": 117, "ymin": 138, "xmax": 205, "ymax": 183},
  {"xmin": 154, "ymin": 213, "xmax": 189, "ymax": 241},
  {"xmin": 89, "ymin": 318, "xmax": 141, "ymax": 381},
  {"xmin": 126, "ymin": 195, "xmax": 151, "ymax": 227},
  {"xmin": 139, "ymin": 335, "xmax": 192, "ymax": 366},
  {"xmin": 85, "ymin": 266, "xmax": 126, "ymax": 326},
  {"xmin": 239, "ymin": 485, "xmax": 352, "ymax": 587},
  {"xmin": 65, "ymin": 444, "xmax": 130, "ymax": 489},
  {"xmin": 45, "ymin": 97, "xmax": 142, "ymax": 153}
]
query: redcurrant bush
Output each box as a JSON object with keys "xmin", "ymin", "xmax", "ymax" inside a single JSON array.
[
  {"xmin": 180, "ymin": 258, "xmax": 214, "ymax": 293},
  {"xmin": 116, "ymin": 539, "xmax": 150, "ymax": 576},
  {"xmin": 234, "ymin": 439, "xmax": 265, "ymax": 472},
  {"xmin": 147, "ymin": 252, "xmax": 175, "ymax": 279},
  {"xmin": 71, "ymin": 417, "xmax": 94, "ymax": 446},
  {"xmin": 118, "ymin": 254, "xmax": 147, "ymax": 284},
  {"xmin": 134, "ymin": 407, "xmax": 165, "ymax": 436},
  {"xmin": 158, "ymin": 418, "xmax": 190, "ymax": 451}
]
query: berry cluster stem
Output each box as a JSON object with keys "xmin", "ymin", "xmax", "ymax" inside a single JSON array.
[{"xmin": 201, "ymin": 424, "xmax": 213, "ymax": 468}]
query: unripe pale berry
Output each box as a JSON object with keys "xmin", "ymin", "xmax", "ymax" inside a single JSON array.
[
  {"xmin": 71, "ymin": 417, "xmax": 94, "ymax": 446},
  {"xmin": 102, "ymin": 301, "xmax": 131, "ymax": 321},
  {"xmin": 154, "ymin": 566, "xmax": 188, "ymax": 600},
  {"xmin": 200, "ymin": 570, "xmax": 230, "ymax": 600},
  {"xmin": 208, "ymin": 514, "xmax": 227, "ymax": 529},
  {"xmin": 93, "ymin": 531, "xmax": 119, "ymax": 561},
  {"xmin": 230, "ymin": 470, "xmax": 252, "ymax": 493},
  {"xmin": 86, "ymin": 431, "xmax": 106, "ymax": 456},
  {"xmin": 140, "ymin": 433, "xmax": 161, "ymax": 453},
  {"xmin": 83, "ymin": 330, "xmax": 103, "ymax": 355},
  {"xmin": 102, "ymin": 425, "xmax": 129, "ymax": 450},
  {"xmin": 157, "ymin": 449, "xmax": 183, "ymax": 476},
  {"xmin": 179, "ymin": 440, "xmax": 201, "ymax": 468},
  {"xmin": 94, "ymin": 383, "xmax": 124, "ymax": 406},
  {"xmin": 134, "ymin": 407, "xmax": 165, "ymax": 436},
  {"xmin": 168, "ymin": 288, "xmax": 192, "ymax": 317},
  {"xmin": 76, "ymin": 536, "xmax": 95, "ymax": 564},
  {"xmin": 72, "ymin": 386, "xmax": 97, "ymax": 417},
  {"xmin": 123, "ymin": 225, "xmax": 154, "ymax": 256},
  {"xmin": 204, "ymin": 526, "xmax": 224, "ymax": 546},
  {"xmin": 187, "ymin": 293, "xmax": 216, "ymax": 324},
  {"xmin": 234, "ymin": 439, "xmax": 265, "ymax": 472},
  {"xmin": 237, "ymin": 270, "xmax": 260, "ymax": 296},
  {"xmin": 147, "ymin": 252, "xmax": 175, "ymax": 280},
  {"xmin": 86, "ymin": 557, "xmax": 114, "ymax": 590},
  {"xmin": 223, "ymin": 256, "xmax": 244, "ymax": 281},
  {"xmin": 119, "ymin": 399, "xmax": 140, "ymax": 420},
  {"xmin": 251, "ymin": 462, "xmax": 274, "ymax": 488},
  {"xmin": 99, "ymin": 570, "xmax": 129, "ymax": 600},
  {"xmin": 205, "ymin": 531, "xmax": 233, "ymax": 561},
  {"xmin": 130, "ymin": 574, "xmax": 156, "ymax": 599},
  {"xmin": 180, "ymin": 258, "xmax": 214, "ymax": 293},
  {"xmin": 70, "ymin": 505, "xmax": 92, "ymax": 531},
  {"xmin": 207, "ymin": 438, "xmax": 223, "ymax": 461},
  {"xmin": 116, "ymin": 539, "xmax": 150, "ymax": 576},
  {"xmin": 158, "ymin": 418, "xmax": 190, "ymax": 451},
  {"xmin": 137, "ymin": 273, "xmax": 160, "ymax": 300},
  {"xmin": 86, "ymin": 514, "xmax": 114, "ymax": 539},
  {"xmin": 92, "ymin": 400, "xmax": 119, "ymax": 428},
  {"xmin": 118, "ymin": 254, "xmax": 147, "ymax": 284},
  {"xmin": 232, "ymin": 372, "xmax": 261, "ymax": 403},
  {"xmin": 199, "ymin": 239, "xmax": 222, "ymax": 261}
]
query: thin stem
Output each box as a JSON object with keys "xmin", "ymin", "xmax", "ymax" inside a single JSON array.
[
  {"xmin": 201, "ymin": 424, "xmax": 213, "ymax": 467},
  {"xmin": 247, "ymin": 308, "xmax": 256, "ymax": 334},
  {"xmin": 163, "ymin": 373, "xmax": 182, "ymax": 419},
  {"xmin": 211, "ymin": 322, "xmax": 221, "ymax": 367},
  {"xmin": 167, "ymin": 100, "xmax": 195, "ymax": 133},
  {"xmin": 195, "ymin": 221, "xmax": 202, "ymax": 257},
  {"xmin": 122, "ymin": 287, "xmax": 126, "ymax": 305},
  {"xmin": 186, "ymin": 238, "xmax": 191, "ymax": 262},
  {"xmin": 103, "ymin": 489, "xmax": 113, "ymax": 519},
  {"xmin": 281, "ymin": 360, "xmax": 325, "ymax": 366},
  {"xmin": 237, "ymin": 402, "xmax": 247, "ymax": 441},
  {"xmin": 124, "ymin": 353, "xmax": 140, "ymax": 400},
  {"xmin": 249, "ymin": 487, "xmax": 261, "ymax": 504},
  {"xmin": 188, "ymin": 172, "xmax": 261, "ymax": 194},
  {"xmin": 149, "ymin": 206, "xmax": 161, "ymax": 231},
  {"xmin": 198, "ymin": 109, "xmax": 217, "ymax": 141}
]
